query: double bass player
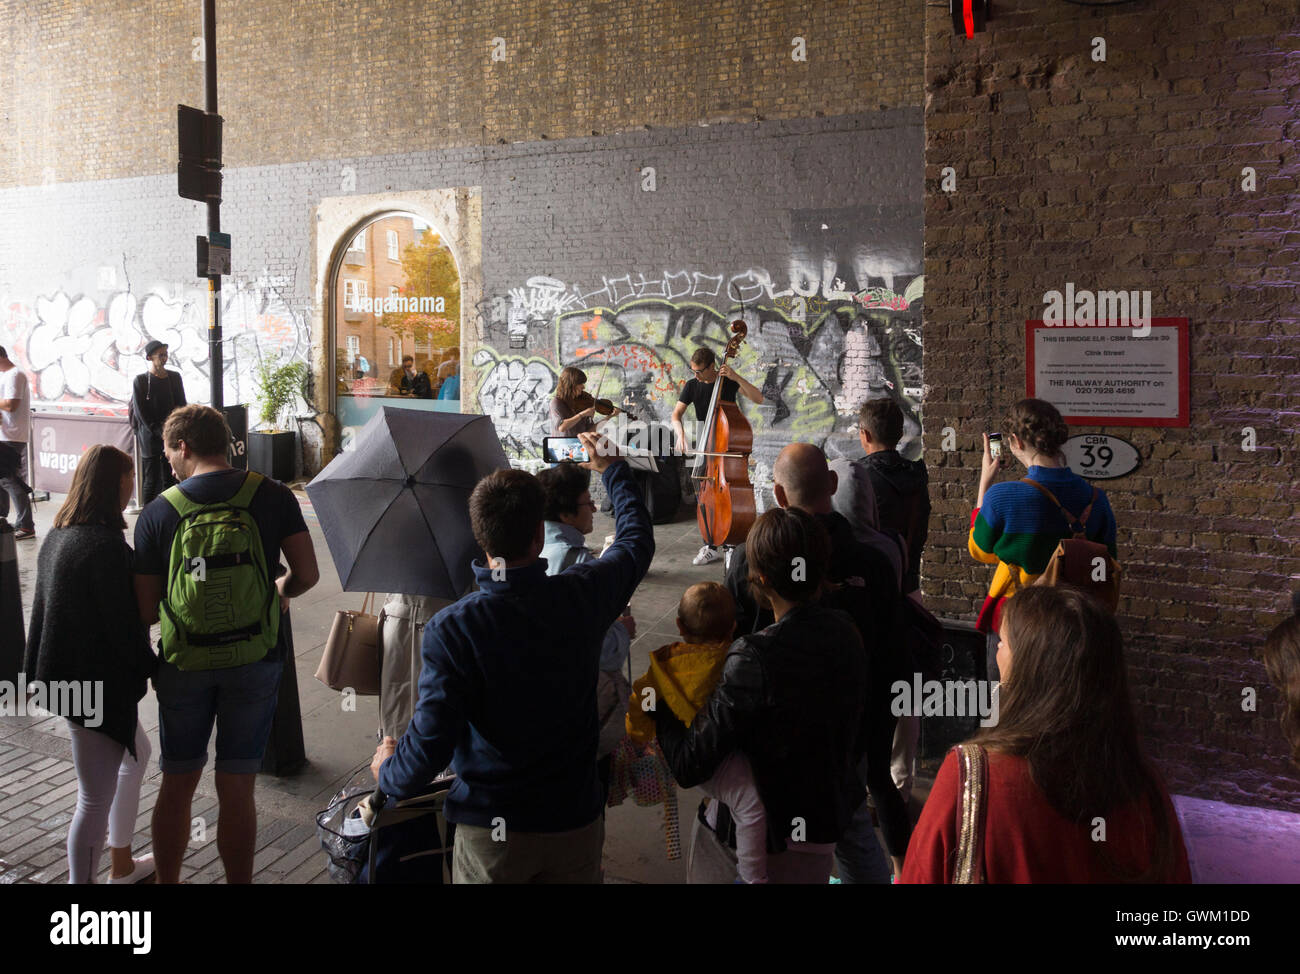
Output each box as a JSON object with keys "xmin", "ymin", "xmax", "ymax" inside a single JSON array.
[{"xmin": 671, "ymin": 346, "xmax": 764, "ymax": 566}]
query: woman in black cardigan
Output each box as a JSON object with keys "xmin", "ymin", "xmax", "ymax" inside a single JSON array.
[{"xmin": 24, "ymin": 445, "xmax": 158, "ymax": 883}]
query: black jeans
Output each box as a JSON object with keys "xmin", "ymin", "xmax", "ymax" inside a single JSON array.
[{"xmin": 140, "ymin": 454, "xmax": 177, "ymax": 506}]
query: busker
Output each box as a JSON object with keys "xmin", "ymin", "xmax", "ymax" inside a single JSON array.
[
  {"xmin": 130, "ymin": 339, "xmax": 188, "ymax": 505},
  {"xmin": 135, "ymin": 405, "xmax": 319, "ymax": 883},
  {"xmin": 371, "ymin": 430, "xmax": 654, "ymax": 883},
  {"xmin": 670, "ymin": 346, "xmax": 764, "ymax": 566}
]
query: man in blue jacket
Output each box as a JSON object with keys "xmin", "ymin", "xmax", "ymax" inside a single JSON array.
[{"xmin": 371, "ymin": 430, "xmax": 654, "ymax": 883}]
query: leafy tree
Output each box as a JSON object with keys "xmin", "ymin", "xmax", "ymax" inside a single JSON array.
[{"xmin": 380, "ymin": 230, "xmax": 461, "ymax": 354}]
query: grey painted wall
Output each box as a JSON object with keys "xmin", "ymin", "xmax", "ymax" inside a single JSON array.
[{"xmin": 0, "ymin": 110, "xmax": 923, "ymax": 497}]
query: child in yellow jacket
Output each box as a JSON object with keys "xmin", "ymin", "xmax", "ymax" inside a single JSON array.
[{"xmin": 626, "ymin": 582, "xmax": 768, "ymax": 882}]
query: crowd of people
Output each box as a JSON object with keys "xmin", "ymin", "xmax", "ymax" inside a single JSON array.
[
  {"xmin": 23, "ymin": 404, "xmax": 319, "ymax": 884},
  {"xmin": 11, "ymin": 364, "xmax": 1300, "ymax": 884},
  {"xmin": 365, "ymin": 392, "xmax": 1222, "ymax": 885},
  {"xmin": 337, "ymin": 347, "xmax": 460, "ymax": 401}
]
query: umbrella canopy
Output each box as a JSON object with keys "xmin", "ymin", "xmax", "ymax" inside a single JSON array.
[{"xmin": 306, "ymin": 407, "xmax": 508, "ymax": 598}]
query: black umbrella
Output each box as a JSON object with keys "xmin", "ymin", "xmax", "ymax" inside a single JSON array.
[{"xmin": 306, "ymin": 407, "xmax": 508, "ymax": 598}]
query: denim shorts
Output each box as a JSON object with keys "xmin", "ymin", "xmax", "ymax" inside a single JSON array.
[{"xmin": 155, "ymin": 657, "xmax": 282, "ymax": 774}]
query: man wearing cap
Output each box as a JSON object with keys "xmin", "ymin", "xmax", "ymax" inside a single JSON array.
[{"xmin": 131, "ymin": 340, "xmax": 187, "ymax": 504}]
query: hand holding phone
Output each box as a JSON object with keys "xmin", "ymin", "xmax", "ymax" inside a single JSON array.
[
  {"xmin": 988, "ymin": 432, "xmax": 1003, "ymax": 461},
  {"xmin": 542, "ymin": 436, "xmax": 590, "ymax": 464}
]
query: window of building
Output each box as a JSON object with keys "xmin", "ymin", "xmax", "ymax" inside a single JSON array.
[
  {"xmin": 332, "ymin": 209, "xmax": 462, "ymax": 425},
  {"xmin": 343, "ymin": 279, "xmax": 368, "ymax": 310}
]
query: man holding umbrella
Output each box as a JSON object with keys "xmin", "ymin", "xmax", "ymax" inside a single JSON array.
[
  {"xmin": 371, "ymin": 430, "xmax": 654, "ymax": 883},
  {"xmin": 130, "ymin": 340, "xmax": 187, "ymax": 505}
]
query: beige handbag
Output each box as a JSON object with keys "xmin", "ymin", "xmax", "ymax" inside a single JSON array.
[{"xmin": 315, "ymin": 593, "xmax": 381, "ymax": 695}]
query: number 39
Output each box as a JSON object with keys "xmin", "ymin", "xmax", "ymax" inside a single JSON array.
[{"xmin": 1080, "ymin": 445, "xmax": 1112, "ymax": 468}]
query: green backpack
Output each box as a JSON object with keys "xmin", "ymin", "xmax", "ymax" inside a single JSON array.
[{"xmin": 160, "ymin": 472, "xmax": 280, "ymax": 671}]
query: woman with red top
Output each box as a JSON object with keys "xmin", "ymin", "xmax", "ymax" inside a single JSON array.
[{"xmin": 901, "ymin": 586, "xmax": 1191, "ymax": 884}]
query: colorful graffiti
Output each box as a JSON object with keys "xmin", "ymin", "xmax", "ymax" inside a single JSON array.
[
  {"xmin": 1, "ymin": 278, "xmax": 311, "ymax": 417},
  {"xmin": 482, "ymin": 260, "xmax": 924, "ymax": 499}
]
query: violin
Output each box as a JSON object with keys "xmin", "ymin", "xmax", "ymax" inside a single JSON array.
[
  {"xmin": 573, "ymin": 391, "xmax": 636, "ymax": 419},
  {"xmin": 692, "ymin": 321, "xmax": 755, "ymax": 548}
]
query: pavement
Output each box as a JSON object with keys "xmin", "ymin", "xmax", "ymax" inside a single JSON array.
[{"xmin": 3, "ymin": 482, "xmax": 1300, "ymax": 884}]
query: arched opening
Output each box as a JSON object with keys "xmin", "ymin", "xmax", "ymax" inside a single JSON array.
[{"xmin": 328, "ymin": 210, "xmax": 462, "ymax": 439}]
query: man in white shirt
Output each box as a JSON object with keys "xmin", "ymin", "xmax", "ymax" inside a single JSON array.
[{"xmin": 0, "ymin": 345, "xmax": 34, "ymax": 539}]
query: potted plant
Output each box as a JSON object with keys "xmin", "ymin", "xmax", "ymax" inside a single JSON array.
[{"xmin": 248, "ymin": 359, "xmax": 307, "ymax": 482}]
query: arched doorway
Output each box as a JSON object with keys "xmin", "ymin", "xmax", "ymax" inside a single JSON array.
[{"xmin": 329, "ymin": 210, "xmax": 462, "ymax": 441}]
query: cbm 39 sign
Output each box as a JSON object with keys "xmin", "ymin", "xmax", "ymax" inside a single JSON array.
[{"xmin": 1061, "ymin": 434, "xmax": 1140, "ymax": 480}]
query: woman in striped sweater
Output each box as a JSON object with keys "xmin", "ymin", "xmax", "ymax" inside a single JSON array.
[{"xmin": 970, "ymin": 399, "xmax": 1117, "ymax": 681}]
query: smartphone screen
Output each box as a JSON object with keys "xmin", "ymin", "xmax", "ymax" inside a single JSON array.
[
  {"xmin": 543, "ymin": 436, "xmax": 589, "ymax": 464},
  {"xmin": 988, "ymin": 433, "xmax": 1003, "ymax": 459}
]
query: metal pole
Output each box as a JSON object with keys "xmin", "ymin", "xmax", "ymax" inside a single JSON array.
[
  {"xmin": 125, "ymin": 444, "xmax": 143, "ymax": 515},
  {"xmin": 204, "ymin": 0, "xmax": 223, "ymax": 410}
]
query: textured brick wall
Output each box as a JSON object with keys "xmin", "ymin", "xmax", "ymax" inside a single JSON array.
[
  {"xmin": 0, "ymin": 0, "xmax": 923, "ymax": 187},
  {"xmin": 924, "ymin": 0, "xmax": 1300, "ymax": 807}
]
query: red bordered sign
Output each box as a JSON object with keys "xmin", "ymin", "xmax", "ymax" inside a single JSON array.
[{"xmin": 1025, "ymin": 318, "xmax": 1190, "ymax": 428}]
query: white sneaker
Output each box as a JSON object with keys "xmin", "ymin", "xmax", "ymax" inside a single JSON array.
[
  {"xmin": 108, "ymin": 854, "xmax": 156, "ymax": 885},
  {"xmin": 693, "ymin": 545, "xmax": 721, "ymax": 566}
]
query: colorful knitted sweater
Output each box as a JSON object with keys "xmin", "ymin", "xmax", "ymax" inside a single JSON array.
[{"xmin": 968, "ymin": 466, "xmax": 1118, "ymax": 633}]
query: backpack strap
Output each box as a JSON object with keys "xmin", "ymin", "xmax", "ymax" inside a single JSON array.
[
  {"xmin": 161, "ymin": 483, "xmax": 200, "ymax": 518},
  {"xmin": 228, "ymin": 471, "xmax": 265, "ymax": 510},
  {"xmin": 1020, "ymin": 478, "xmax": 1096, "ymax": 538}
]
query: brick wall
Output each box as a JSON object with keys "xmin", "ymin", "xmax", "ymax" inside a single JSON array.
[
  {"xmin": 924, "ymin": 0, "xmax": 1300, "ymax": 807},
  {"xmin": 0, "ymin": 0, "xmax": 923, "ymax": 187}
]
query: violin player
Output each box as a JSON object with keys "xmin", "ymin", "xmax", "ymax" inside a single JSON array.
[{"xmin": 550, "ymin": 366, "xmax": 608, "ymax": 436}]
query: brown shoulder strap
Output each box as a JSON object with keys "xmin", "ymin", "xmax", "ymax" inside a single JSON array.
[{"xmin": 1020, "ymin": 478, "xmax": 1096, "ymax": 538}]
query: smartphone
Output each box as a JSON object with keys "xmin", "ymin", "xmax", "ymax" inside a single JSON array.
[
  {"xmin": 988, "ymin": 433, "xmax": 1003, "ymax": 460},
  {"xmin": 543, "ymin": 436, "xmax": 589, "ymax": 464}
]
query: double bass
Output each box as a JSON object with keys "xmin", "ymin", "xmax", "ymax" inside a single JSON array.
[{"xmin": 693, "ymin": 321, "xmax": 756, "ymax": 547}]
